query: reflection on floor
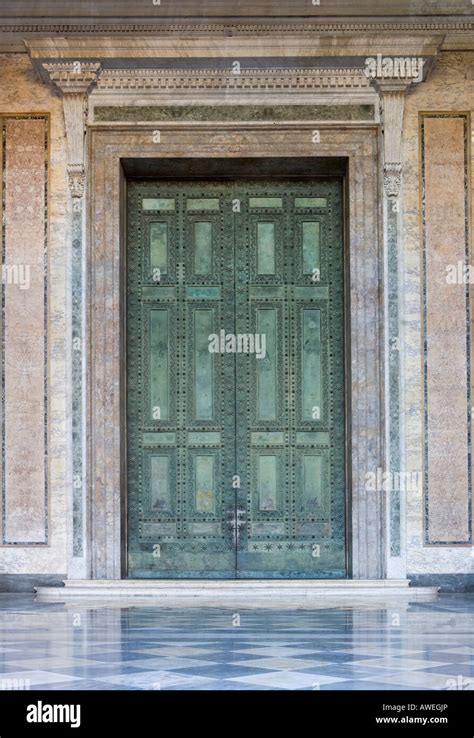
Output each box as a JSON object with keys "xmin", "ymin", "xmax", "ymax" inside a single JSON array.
[{"xmin": 0, "ymin": 594, "xmax": 473, "ymax": 690}]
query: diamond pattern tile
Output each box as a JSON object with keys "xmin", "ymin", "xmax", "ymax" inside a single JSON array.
[{"xmin": 0, "ymin": 593, "xmax": 472, "ymax": 690}]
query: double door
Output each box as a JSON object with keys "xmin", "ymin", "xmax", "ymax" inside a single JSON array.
[{"xmin": 127, "ymin": 179, "xmax": 346, "ymax": 578}]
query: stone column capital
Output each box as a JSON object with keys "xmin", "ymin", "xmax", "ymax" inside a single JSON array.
[
  {"xmin": 371, "ymin": 78, "xmax": 419, "ymax": 97},
  {"xmin": 42, "ymin": 62, "xmax": 102, "ymax": 96}
]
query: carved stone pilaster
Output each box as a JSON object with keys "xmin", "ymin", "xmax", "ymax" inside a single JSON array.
[
  {"xmin": 367, "ymin": 66, "xmax": 429, "ymax": 570},
  {"xmin": 42, "ymin": 62, "xmax": 101, "ymax": 197},
  {"xmin": 38, "ymin": 62, "xmax": 101, "ymax": 577}
]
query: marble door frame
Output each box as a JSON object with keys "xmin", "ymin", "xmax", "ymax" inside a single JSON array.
[{"xmin": 86, "ymin": 122, "xmax": 385, "ymax": 580}]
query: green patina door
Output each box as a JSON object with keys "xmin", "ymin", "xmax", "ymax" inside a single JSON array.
[{"xmin": 127, "ymin": 179, "xmax": 346, "ymax": 578}]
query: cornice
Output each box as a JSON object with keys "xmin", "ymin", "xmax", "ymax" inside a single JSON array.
[
  {"xmin": 96, "ymin": 67, "xmax": 372, "ymax": 92},
  {"xmin": 2, "ymin": 20, "xmax": 474, "ymax": 35}
]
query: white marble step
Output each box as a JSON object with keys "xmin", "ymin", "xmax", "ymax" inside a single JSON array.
[{"xmin": 35, "ymin": 579, "xmax": 439, "ymax": 607}]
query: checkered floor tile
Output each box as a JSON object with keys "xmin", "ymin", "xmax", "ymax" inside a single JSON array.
[{"xmin": 0, "ymin": 593, "xmax": 472, "ymax": 690}]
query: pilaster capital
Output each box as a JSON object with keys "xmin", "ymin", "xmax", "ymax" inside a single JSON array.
[{"xmin": 42, "ymin": 62, "xmax": 102, "ymax": 95}]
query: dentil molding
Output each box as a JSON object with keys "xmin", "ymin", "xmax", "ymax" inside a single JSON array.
[
  {"xmin": 3, "ymin": 21, "xmax": 472, "ymax": 34},
  {"xmin": 96, "ymin": 67, "xmax": 372, "ymax": 93}
]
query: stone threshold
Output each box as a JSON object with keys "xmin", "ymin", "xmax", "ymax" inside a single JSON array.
[{"xmin": 35, "ymin": 579, "xmax": 439, "ymax": 607}]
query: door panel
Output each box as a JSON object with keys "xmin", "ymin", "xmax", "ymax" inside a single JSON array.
[
  {"xmin": 127, "ymin": 179, "xmax": 345, "ymax": 578},
  {"xmin": 127, "ymin": 183, "xmax": 236, "ymax": 577},
  {"xmin": 234, "ymin": 182, "xmax": 345, "ymax": 577}
]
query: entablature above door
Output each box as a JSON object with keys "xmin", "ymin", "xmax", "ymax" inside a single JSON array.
[{"xmin": 28, "ymin": 29, "xmax": 443, "ymax": 128}]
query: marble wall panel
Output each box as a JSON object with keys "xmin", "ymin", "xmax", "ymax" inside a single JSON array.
[
  {"xmin": 2, "ymin": 116, "xmax": 47, "ymax": 544},
  {"xmin": 0, "ymin": 54, "xmax": 67, "ymax": 574},
  {"xmin": 403, "ymin": 51, "xmax": 474, "ymax": 573},
  {"xmin": 422, "ymin": 114, "xmax": 471, "ymax": 546}
]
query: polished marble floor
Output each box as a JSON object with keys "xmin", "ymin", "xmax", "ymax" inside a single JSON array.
[{"xmin": 0, "ymin": 594, "xmax": 473, "ymax": 690}]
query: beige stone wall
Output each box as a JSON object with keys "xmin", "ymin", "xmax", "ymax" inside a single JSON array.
[
  {"xmin": 0, "ymin": 54, "xmax": 68, "ymax": 574},
  {"xmin": 403, "ymin": 51, "xmax": 474, "ymax": 573},
  {"xmin": 0, "ymin": 48, "xmax": 473, "ymax": 579}
]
